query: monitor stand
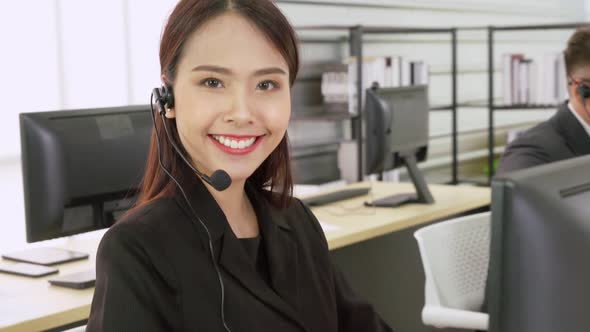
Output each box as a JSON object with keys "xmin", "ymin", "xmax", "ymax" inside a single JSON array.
[{"xmin": 365, "ymin": 153, "xmax": 435, "ymax": 207}]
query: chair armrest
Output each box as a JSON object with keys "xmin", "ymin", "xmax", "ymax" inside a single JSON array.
[{"xmin": 422, "ymin": 306, "xmax": 489, "ymax": 330}]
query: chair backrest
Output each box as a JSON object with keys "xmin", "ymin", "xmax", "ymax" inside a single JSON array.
[{"xmin": 414, "ymin": 212, "xmax": 490, "ymax": 311}]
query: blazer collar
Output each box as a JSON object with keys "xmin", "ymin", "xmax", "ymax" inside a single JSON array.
[
  {"xmin": 174, "ymin": 176, "xmax": 228, "ymax": 242},
  {"xmin": 175, "ymin": 179, "xmax": 305, "ymax": 330},
  {"xmin": 552, "ymin": 102, "xmax": 590, "ymax": 156}
]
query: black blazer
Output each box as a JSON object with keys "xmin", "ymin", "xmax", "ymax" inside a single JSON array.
[
  {"xmin": 497, "ymin": 102, "xmax": 590, "ymax": 175},
  {"xmin": 87, "ymin": 179, "xmax": 393, "ymax": 332}
]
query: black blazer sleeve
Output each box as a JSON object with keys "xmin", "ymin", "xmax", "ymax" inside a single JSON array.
[
  {"xmin": 497, "ymin": 139, "xmax": 551, "ymax": 175},
  {"xmin": 496, "ymin": 106, "xmax": 589, "ymax": 175},
  {"xmin": 87, "ymin": 221, "xmax": 181, "ymax": 332},
  {"xmin": 299, "ymin": 200, "xmax": 394, "ymax": 332}
]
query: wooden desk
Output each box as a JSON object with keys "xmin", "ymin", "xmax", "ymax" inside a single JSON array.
[
  {"xmin": 0, "ymin": 182, "xmax": 490, "ymax": 332},
  {"xmin": 312, "ymin": 182, "xmax": 490, "ymax": 249}
]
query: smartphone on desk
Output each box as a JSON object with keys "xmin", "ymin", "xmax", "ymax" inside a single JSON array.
[{"xmin": 0, "ymin": 261, "xmax": 59, "ymax": 278}]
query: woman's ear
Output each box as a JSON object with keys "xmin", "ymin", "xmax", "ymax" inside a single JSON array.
[{"xmin": 165, "ymin": 107, "xmax": 176, "ymax": 119}]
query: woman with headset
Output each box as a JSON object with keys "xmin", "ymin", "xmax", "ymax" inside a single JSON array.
[{"xmin": 87, "ymin": 0, "xmax": 393, "ymax": 331}]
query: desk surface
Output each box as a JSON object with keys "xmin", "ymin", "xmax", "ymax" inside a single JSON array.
[
  {"xmin": 316, "ymin": 182, "xmax": 490, "ymax": 249},
  {"xmin": 0, "ymin": 182, "xmax": 490, "ymax": 332}
]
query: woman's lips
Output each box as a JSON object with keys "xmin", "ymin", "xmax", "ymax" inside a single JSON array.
[{"xmin": 208, "ymin": 134, "xmax": 265, "ymax": 155}]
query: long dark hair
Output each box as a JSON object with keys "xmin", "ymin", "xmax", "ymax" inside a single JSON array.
[{"xmin": 133, "ymin": 0, "xmax": 299, "ymax": 212}]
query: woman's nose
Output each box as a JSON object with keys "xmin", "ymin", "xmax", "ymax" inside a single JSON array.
[{"xmin": 223, "ymin": 90, "xmax": 254, "ymax": 126}]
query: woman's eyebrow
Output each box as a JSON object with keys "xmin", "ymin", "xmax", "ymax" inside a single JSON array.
[
  {"xmin": 252, "ymin": 67, "xmax": 287, "ymax": 77},
  {"xmin": 191, "ymin": 65, "xmax": 286, "ymax": 77},
  {"xmin": 192, "ymin": 65, "xmax": 233, "ymax": 75}
]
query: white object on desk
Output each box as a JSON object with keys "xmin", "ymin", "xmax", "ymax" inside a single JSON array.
[
  {"xmin": 319, "ymin": 221, "xmax": 341, "ymax": 233},
  {"xmin": 293, "ymin": 180, "xmax": 348, "ymax": 198}
]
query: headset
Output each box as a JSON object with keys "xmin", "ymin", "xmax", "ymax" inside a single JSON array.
[
  {"xmin": 577, "ymin": 80, "xmax": 590, "ymax": 100},
  {"xmin": 570, "ymin": 77, "xmax": 590, "ymax": 119},
  {"xmin": 151, "ymin": 84, "xmax": 233, "ymax": 332}
]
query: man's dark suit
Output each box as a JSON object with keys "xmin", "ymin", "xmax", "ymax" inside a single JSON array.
[
  {"xmin": 497, "ymin": 102, "xmax": 590, "ymax": 175},
  {"xmin": 87, "ymin": 178, "xmax": 393, "ymax": 332}
]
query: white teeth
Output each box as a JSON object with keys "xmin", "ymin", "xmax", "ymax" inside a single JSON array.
[{"xmin": 212, "ymin": 135, "xmax": 257, "ymax": 149}]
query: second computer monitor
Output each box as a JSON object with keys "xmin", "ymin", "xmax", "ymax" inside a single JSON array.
[
  {"xmin": 364, "ymin": 84, "xmax": 433, "ymax": 207},
  {"xmin": 488, "ymin": 155, "xmax": 590, "ymax": 332},
  {"xmin": 365, "ymin": 85, "xmax": 429, "ymax": 174},
  {"xmin": 19, "ymin": 105, "xmax": 152, "ymax": 243}
]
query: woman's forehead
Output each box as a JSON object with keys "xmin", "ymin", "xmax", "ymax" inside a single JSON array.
[{"xmin": 177, "ymin": 12, "xmax": 289, "ymax": 74}]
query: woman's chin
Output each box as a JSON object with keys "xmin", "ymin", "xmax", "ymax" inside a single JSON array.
[{"xmin": 221, "ymin": 168, "xmax": 257, "ymax": 185}]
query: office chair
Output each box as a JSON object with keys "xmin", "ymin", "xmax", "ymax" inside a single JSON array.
[{"xmin": 414, "ymin": 212, "xmax": 490, "ymax": 330}]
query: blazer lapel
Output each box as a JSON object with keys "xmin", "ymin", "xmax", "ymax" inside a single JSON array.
[
  {"xmin": 218, "ymin": 230, "xmax": 304, "ymax": 329},
  {"xmin": 176, "ymin": 178, "xmax": 306, "ymax": 330},
  {"xmin": 554, "ymin": 102, "xmax": 590, "ymax": 156},
  {"xmin": 254, "ymin": 197, "xmax": 300, "ymax": 312},
  {"xmin": 220, "ymin": 186, "xmax": 306, "ymax": 331}
]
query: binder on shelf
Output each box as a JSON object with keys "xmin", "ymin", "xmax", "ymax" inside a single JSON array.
[
  {"xmin": 401, "ymin": 58, "xmax": 411, "ymax": 86},
  {"xmin": 502, "ymin": 54, "xmax": 513, "ymax": 105},
  {"xmin": 502, "ymin": 52, "xmax": 567, "ymax": 107},
  {"xmin": 334, "ymin": 55, "xmax": 429, "ymax": 115}
]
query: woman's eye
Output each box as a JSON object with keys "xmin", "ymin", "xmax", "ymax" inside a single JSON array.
[
  {"xmin": 257, "ymin": 80, "xmax": 279, "ymax": 91},
  {"xmin": 202, "ymin": 78, "xmax": 224, "ymax": 88}
]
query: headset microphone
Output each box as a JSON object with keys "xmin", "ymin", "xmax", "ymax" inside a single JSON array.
[{"xmin": 152, "ymin": 87, "xmax": 232, "ymax": 191}]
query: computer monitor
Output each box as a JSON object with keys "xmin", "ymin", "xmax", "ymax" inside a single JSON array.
[
  {"xmin": 364, "ymin": 84, "xmax": 434, "ymax": 207},
  {"xmin": 6, "ymin": 105, "xmax": 152, "ymax": 265},
  {"xmin": 488, "ymin": 155, "xmax": 590, "ymax": 332}
]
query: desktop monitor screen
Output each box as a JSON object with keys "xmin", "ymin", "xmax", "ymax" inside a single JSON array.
[
  {"xmin": 363, "ymin": 85, "xmax": 433, "ymax": 207},
  {"xmin": 364, "ymin": 85, "xmax": 429, "ymax": 175},
  {"xmin": 488, "ymin": 155, "xmax": 590, "ymax": 332},
  {"xmin": 19, "ymin": 105, "xmax": 152, "ymax": 242}
]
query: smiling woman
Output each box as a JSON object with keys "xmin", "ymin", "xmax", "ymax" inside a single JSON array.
[{"xmin": 86, "ymin": 1, "xmax": 393, "ymax": 331}]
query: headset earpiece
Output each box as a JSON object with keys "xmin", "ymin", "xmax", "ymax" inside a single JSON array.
[
  {"xmin": 578, "ymin": 83, "xmax": 590, "ymax": 100},
  {"xmin": 161, "ymin": 85, "xmax": 175, "ymax": 109},
  {"xmin": 152, "ymin": 85, "xmax": 175, "ymax": 116}
]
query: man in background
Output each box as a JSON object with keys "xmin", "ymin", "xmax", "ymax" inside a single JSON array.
[{"xmin": 497, "ymin": 27, "xmax": 590, "ymax": 174}]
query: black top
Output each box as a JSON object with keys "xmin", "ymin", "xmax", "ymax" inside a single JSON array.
[
  {"xmin": 239, "ymin": 236, "xmax": 271, "ymax": 285},
  {"xmin": 497, "ymin": 102, "xmax": 590, "ymax": 175},
  {"xmin": 239, "ymin": 236, "xmax": 261, "ymax": 264},
  {"xmin": 87, "ymin": 178, "xmax": 393, "ymax": 332}
]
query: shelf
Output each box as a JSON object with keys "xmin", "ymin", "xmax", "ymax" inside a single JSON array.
[
  {"xmin": 292, "ymin": 103, "xmax": 455, "ymax": 120},
  {"xmin": 291, "ymin": 139, "xmax": 342, "ymax": 150},
  {"xmin": 492, "ymin": 104, "xmax": 560, "ymax": 110},
  {"xmin": 458, "ymin": 99, "xmax": 500, "ymax": 108},
  {"xmin": 291, "ymin": 112, "xmax": 354, "ymax": 121},
  {"xmin": 458, "ymin": 100, "xmax": 561, "ymax": 110},
  {"xmin": 295, "ymin": 25, "xmax": 454, "ymax": 34},
  {"xmin": 363, "ymin": 27, "xmax": 454, "ymax": 34},
  {"xmin": 491, "ymin": 22, "xmax": 590, "ymax": 32},
  {"xmin": 291, "ymin": 105, "xmax": 355, "ymax": 121},
  {"xmin": 430, "ymin": 105, "xmax": 455, "ymax": 111},
  {"xmin": 294, "ymin": 24, "xmax": 459, "ymax": 184}
]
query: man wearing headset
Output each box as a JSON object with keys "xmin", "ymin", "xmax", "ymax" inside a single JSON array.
[{"xmin": 497, "ymin": 27, "xmax": 590, "ymax": 174}]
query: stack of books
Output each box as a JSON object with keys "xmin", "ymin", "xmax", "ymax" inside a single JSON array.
[
  {"xmin": 502, "ymin": 53, "xmax": 567, "ymax": 106},
  {"xmin": 321, "ymin": 56, "xmax": 430, "ymax": 115}
]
